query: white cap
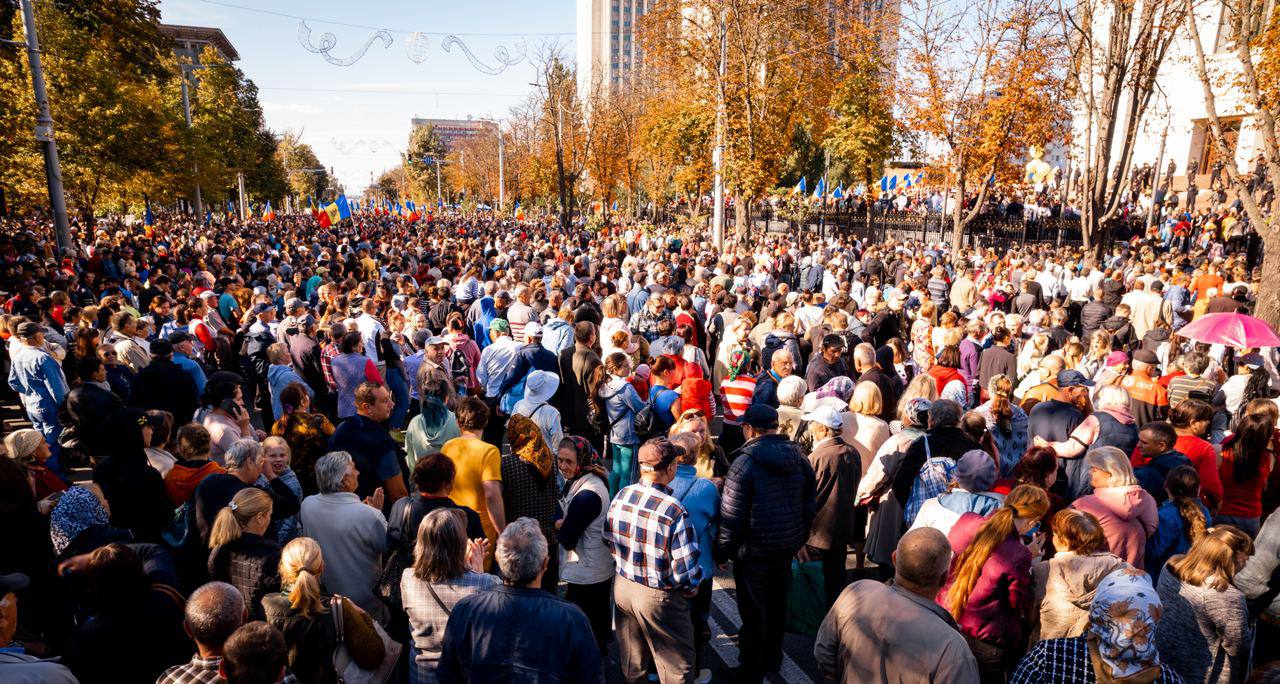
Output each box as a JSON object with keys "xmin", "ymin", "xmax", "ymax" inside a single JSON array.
[
  {"xmin": 524, "ymin": 322, "xmax": 543, "ymax": 338},
  {"xmin": 801, "ymin": 405, "xmax": 844, "ymax": 430}
]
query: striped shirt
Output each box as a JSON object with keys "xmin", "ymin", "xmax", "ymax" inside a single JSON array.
[
  {"xmin": 720, "ymin": 375, "xmax": 757, "ymax": 426},
  {"xmin": 604, "ymin": 481, "xmax": 703, "ymax": 591}
]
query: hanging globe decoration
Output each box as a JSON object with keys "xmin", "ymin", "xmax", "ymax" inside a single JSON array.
[{"xmin": 405, "ymin": 32, "xmax": 431, "ymax": 64}]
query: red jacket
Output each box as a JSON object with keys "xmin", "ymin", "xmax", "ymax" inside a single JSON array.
[{"xmin": 938, "ymin": 512, "xmax": 1034, "ymax": 645}]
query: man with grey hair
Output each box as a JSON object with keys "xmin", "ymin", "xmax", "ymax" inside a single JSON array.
[
  {"xmin": 436, "ymin": 518, "xmax": 601, "ymax": 683},
  {"xmin": 889, "ymin": 399, "xmax": 981, "ymax": 527},
  {"xmin": 814, "ymin": 527, "xmax": 978, "ymax": 682},
  {"xmin": 158, "ymin": 582, "xmax": 249, "ymax": 683},
  {"xmin": 852, "ymin": 342, "xmax": 901, "ymax": 422},
  {"xmin": 299, "ymin": 451, "xmax": 389, "ymax": 622},
  {"xmin": 193, "ymin": 439, "xmax": 300, "ymax": 545}
]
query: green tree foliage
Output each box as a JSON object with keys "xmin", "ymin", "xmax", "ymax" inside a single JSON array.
[{"xmin": 824, "ymin": 63, "xmax": 896, "ymax": 186}]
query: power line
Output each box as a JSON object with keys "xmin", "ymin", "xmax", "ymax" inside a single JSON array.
[
  {"xmin": 257, "ymin": 85, "xmax": 527, "ymax": 96},
  {"xmin": 194, "ymin": 0, "xmax": 575, "ymax": 38}
]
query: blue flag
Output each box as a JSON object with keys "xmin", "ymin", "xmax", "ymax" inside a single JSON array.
[
  {"xmin": 143, "ymin": 196, "xmax": 155, "ymax": 226},
  {"xmin": 335, "ymin": 195, "xmax": 353, "ymax": 220},
  {"xmin": 812, "ymin": 177, "xmax": 826, "ymax": 200},
  {"xmin": 879, "ymin": 175, "xmax": 889, "ymax": 192},
  {"xmin": 792, "ymin": 177, "xmax": 807, "ymax": 195},
  {"xmin": 204, "ymin": 209, "xmax": 212, "ymax": 225},
  {"xmin": 904, "ymin": 172, "xmax": 914, "ymax": 189},
  {"xmin": 226, "ymin": 200, "xmax": 235, "ymax": 216},
  {"xmin": 611, "ymin": 200, "xmax": 618, "ymax": 212},
  {"xmin": 831, "ymin": 182, "xmax": 844, "ymax": 200},
  {"xmin": 888, "ymin": 175, "xmax": 898, "ymax": 191}
]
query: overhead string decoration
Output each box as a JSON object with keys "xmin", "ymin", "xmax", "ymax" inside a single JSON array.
[
  {"xmin": 298, "ymin": 21, "xmax": 393, "ymax": 66},
  {"xmin": 405, "ymin": 32, "xmax": 431, "ymax": 64},
  {"xmin": 439, "ymin": 35, "xmax": 527, "ymax": 75}
]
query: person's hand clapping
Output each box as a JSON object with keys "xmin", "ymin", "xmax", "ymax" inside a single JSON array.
[
  {"xmin": 466, "ymin": 538, "xmax": 490, "ymax": 572},
  {"xmin": 364, "ymin": 487, "xmax": 384, "ymax": 511}
]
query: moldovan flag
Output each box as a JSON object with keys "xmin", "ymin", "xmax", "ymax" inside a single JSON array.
[
  {"xmin": 262, "ymin": 201, "xmax": 276, "ymax": 222},
  {"xmin": 514, "ymin": 201, "xmax": 525, "ymax": 220}
]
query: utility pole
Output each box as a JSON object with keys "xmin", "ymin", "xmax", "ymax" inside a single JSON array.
[
  {"xmin": 237, "ymin": 172, "xmax": 247, "ymax": 220},
  {"xmin": 178, "ymin": 62, "xmax": 204, "ymax": 220},
  {"xmin": 711, "ymin": 5, "xmax": 728, "ymax": 251},
  {"xmin": 18, "ymin": 0, "xmax": 72, "ymax": 256},
  {"xmin": 497, "ymin": 125, "xmax": 506, "ymax": 213}
]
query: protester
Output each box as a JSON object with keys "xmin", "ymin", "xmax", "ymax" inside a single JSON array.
[
  {"xmin": 554, "ymin": 436, "xmax": 616, "ymax": 653},
  {"xmin": 1037, "ymin": 508, "xmax": 1129, "ymax": 640},
  {"xmin": 1072, "ymin": 446, "xmax": 1159, "ymax": 568}
]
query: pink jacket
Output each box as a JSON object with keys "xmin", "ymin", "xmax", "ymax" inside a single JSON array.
[
  {"xmin": 1072, "ymin": 485, "xmax": 1158, "ymax": 569},
  {"xmin": 938, "ymin": 512, "xmax": 1035, "ymax": 645}
]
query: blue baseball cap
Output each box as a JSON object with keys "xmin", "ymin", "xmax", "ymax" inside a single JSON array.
[{"xmin": 1057, "ymin": 369, "xmax": 1095, "ymax": 388}]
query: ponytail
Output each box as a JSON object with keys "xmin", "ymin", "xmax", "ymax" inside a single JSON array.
[
  {"xmin": 947, "ymin": 484, "xmax": 1049, "ymax": 619},
  {"xmin": 289, "ymin": 568, "xmax": 325, "ymax": 617},
  {"xmin": 208, "ymin": 488, "xmax": 272, "ymax": 548},
  {"xmin": 1165, "ymin": 465, "xmax": 1208, "ymax": 545},
  {"xmin": 279, "ymin": 537, "xmax": 328, "ymax": 616},
  {"xmin": 987, "ymin": 375, "xmax": 1014, "ymax": 432}
]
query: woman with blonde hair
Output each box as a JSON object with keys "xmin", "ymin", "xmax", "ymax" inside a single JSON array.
[
  {"xmin": 207, "ymin": 487, "xmax": 280, "ymax": 618},
  {"xmin": 842, "ymin": 381, "xmax": 890, "ymax": 474},
  {"xmin": 911, "ymin": 299, "xmax": 937, "ymax": 372},
  {"xmin": 1016, "ymin": 332, "xmax": 1050, "ymax": 382},
  {"xmin": 262, "ymin": 536, "xmax": 387, "ymax": 684},
  {"xmin": 1156, "ymin": 526, "xmax": 1254, "ymax": 683},
  {"xmin": 401, "ymin": 508, "xmax": 497, "ymax": 683},
  {"xmin": 940, "ymin": 484, "xmax": 1050, "ymax": 681},
  {"xmin": 1071, "ymin": 446, "xmax": 1158, "ymax": 568},
  {"xmin": 670, "ymin": 410, "xmax": 728, "ymax": 483},
  {"xmin": 1077, "ymin": 329, "xmax": 1113, "ymax": 379}
]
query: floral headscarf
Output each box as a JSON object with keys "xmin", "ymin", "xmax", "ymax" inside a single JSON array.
[
  {"xmin": 1088, "ymin": 568, "xmax": 1163, "ymax": 681},
  {"xmin": 814, "ymin": 376, "xmax": 855, "ymax": 402},
  {"xmin": 506, "ymin": 413, "xmax": 553, "ymax": 478},
  {"xmin": 564, "ymin": 435, "xmax": 606, "ymax": 480},
  {"xmin": 50, "ymin": 486, "xmax": 110, "ymax": 555},
  {"xmin": 726, "ymin": 347, "xmax": 751, "ymax": 382}
]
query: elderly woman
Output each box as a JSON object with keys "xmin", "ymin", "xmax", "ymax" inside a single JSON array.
[
  {"xmin": 842, "ymin": 381, "xmax": 891, "ymax": 475},
  {"xmin": 400, "ymin": 508, "xmax": 498, "ymax": 683},
  {"xmin": 5, "ymin": 427, "xmax": 66, "ymax": 501},
  {"xmin": 201, "ymin": 377, "xmax": 257, "ymax": 463},
  {"xmin": 331, "ymin": 331, "xmax": 383, "ymax": 419},
  {"xmin": 50, "ymin": 484, "xmax": 131, "ymax": 560},
  {"xmin": 802, "ymin": 375, "xmax": 855, "ymax": 413},
  {"xmin": 257, "ymin": 436, "xmax": 301, "ymax": 543},
  {"xmin": 1071, "ymin": 447, "xmax": 1158, "ymax": 569},
  {"xmin": 776, "ymin": 375, "xmax": 809, "ymax": 442},
  {"xmin": 910, "ymin": 449, "xmax": 1005, "ymax": 538},
  {"xmin": 555, "ymin": 436, "xmax": 615, "ymax": 653},
  {"xmin": 270, "ymin": 382, "xmax": 336, "ymax": 496},
  {"xmin": 1013, "ymin": 569, "xmax": 1186, "ymax": 681},
  {"xmin": 862, "ymin": 390, "xmax": 937, "ymax": 576},
  {"xmin": 502, "ymin": 414, "xmax": 561, "ymax": 592},
  {"xmin": 1156, "ymin": 526, "xmax": 1254, "ymax": 684},
  {"xmin": 513, "ymin": 369, "xmax": 564, "ymax": 453},
  {"xmin": 1035, "ymin": 384, "xmax": 1138, "ymax": 499}
]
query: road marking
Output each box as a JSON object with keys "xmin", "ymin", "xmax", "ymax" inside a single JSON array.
[{"xmin": 710, "ymin": 578, "xmax": 814, "ymax": 684}]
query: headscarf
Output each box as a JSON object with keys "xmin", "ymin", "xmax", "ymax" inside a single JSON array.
[
  {"xmin": 50, "ymin": 486, "xmax": 110, "ymax": 555},
  {"xmin": 563, "ymin": 435, "xmax": 606, "ymax": 481},
  {"xmin": 3, "ymin": 429, "xmax": 44, "ymax": 462},
  {"xmin": 506, "ymin": 413, "xmax": 553, "ymax": 478},
  {"xmin": 726, "ymin": 346, "xmax": 751, "ymax": 382},
  {"xmin": 815, "ymin": 376, "xmax": 856, "ymax": 402},
  {"xmin": 1087, "ymin": 568, "xmax": 1164, "ymax": 682},
  {"xmin": 472, "ymin": 296, "xmax": 497, "ymax": 349}
]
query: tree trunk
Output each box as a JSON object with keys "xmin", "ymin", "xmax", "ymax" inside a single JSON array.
[
  {"xmin": 1257, "ymin": 235, "xmax": 1280, "ymax": 328},
  {"xmin": 734, "ymin": 199, "xmax": 749, "ymax": 235}
]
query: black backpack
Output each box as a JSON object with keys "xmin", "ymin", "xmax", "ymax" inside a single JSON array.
[
  {"xmin": 633, "ymin": 388, "xmax": 675, "ymax": 443},
  {"xmin": 446, "ymin": 344, "xmax": 471, "ymax": 391}
]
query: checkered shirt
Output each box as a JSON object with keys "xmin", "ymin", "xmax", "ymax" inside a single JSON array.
[
  {"xmin": 904, "ymin": 456, "xmax": 956, "ymax": 525},
  {"xmin": 604, "ymin": 481, "xmax": 704, "ymax": 591},
  {"xmin": 158, "ymin": 655, "xmax": 302, "ymax": 684},
  {"xmin": 1010, "ymin": 637, "xmax": 1185, "ymax": 684},
  {"xmin": 320, "ymin": 341, "xmax": 339, "ymax": 390}
]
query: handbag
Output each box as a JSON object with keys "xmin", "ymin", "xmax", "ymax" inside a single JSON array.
[
  {"xmin": 784, "ymin": 559, "xmax": 825, "ymax": 636},
  {"xmin": 331, "ymin": 594, "xmax": 402, "ymax": 684},
  {"xmin": 373, "ymin": 500, "xmax": 414, "ymax": 612}
]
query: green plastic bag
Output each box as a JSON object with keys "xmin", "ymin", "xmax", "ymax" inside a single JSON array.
[{"xmin": 784, "ymin": 559, "xmax": 825, "ymax": 635}]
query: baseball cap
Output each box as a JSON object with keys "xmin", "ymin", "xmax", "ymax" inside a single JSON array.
[
  {"xmin": 742, "ymin": 404, "xmax": 779, "ymax": 430},
  {"xmin": 426, "ymin": 335, "xmax": 448, "ymax": 346},
  {"xmin": 0, "ymin": 573, "xmax": 29, "ymax": 594},
  {"xmin": 198, "ymin": 290, "xmax": 217, "ymax": 299},
  {"xmin": 149, "ymin": 339, "xmax": 173, "ymax": 356},
  {"xmin": 285, "ymin": 297, "xmax": 305, "ymax": 311},
  {"xmin": 1057, "ymin": 369, "xmax": 1095, "ymax": 388},
  {"xmin": 637, "ymin": 438, "xmax": 681, "ymax": 473},
  {"xmin": 801, "ymin": 405, "xmax": 843, "ymax": 430},
  {"xmin": 821, "ymin": 333, "xmax": 846, "ymax": 350},
  {"xmin": 524, "ymin": 322, "xmax": 543, "ymax": 338},
  {"xmin": 1132, "ymin": 349, "xmax": 1159, "ymax": 365},
  {"xmin": 956, "ymin": 449, "xmax": 998, "ymax": 492},
  {"xmin": 490, "ymin": 319, "xmax": 511, "ymax": 334},
  {"xmin": 15, "ymin": 322, "xmax": 41, "ymax": 339},
  {"xmin": 252, "ymin": 303, "xmax": 275, "ymax": 315},
  {"xmin": 168, "ymin": 330, "xmax": 193, "ymax": 345},
  {"xmin": 1239, "ymin": 352, "xmax": 1265, "ymax": 368}
]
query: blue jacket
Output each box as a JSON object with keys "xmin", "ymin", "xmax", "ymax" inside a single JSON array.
[
  {"xmin": 499, "ymin": 343, "xmax": 559, "ymax": 398},
  {"xmin": 600, "ymin": 377, "xmax": 646, "ymax": 445},
  {"xmin": 716, "ymin": 433, "xmax": 816, "ymax": 562},
  {"xmin": 267, "ymin": 364, "xmax": 312, "ymax": 421},
  {"xmin": 540, "ymin": 318, "xmax": 574, "ymax": 356},
  {"xmin": 436, "ymin": 585, "xmax": 602, "ymax": 684},
  {"xmin": 1146, "ymin": 499, "xmax": 1210, "ymax": 582},
  {"xmin": 8, "ymin": 344, "xmax": 68, "ymax": 412},
  {"xmin": 172, "ymin": 351, "xmax": 207, "ymax": 396},
  {"xmin": 672, "ymin": 464, "xmax": 720, "ymax": 585}
]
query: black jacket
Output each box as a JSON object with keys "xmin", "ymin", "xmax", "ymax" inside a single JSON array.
[
  {"xmin": 1101, "ymin": 316, "xmax": 1136, "ymax": 351},
  {"xmin": 65, "ymin": 382, "xmax": 125, "ymax": 456},
  {"xmin": 890, "ymin": 425, "xmax": 981, "ymax": 508},
  {"xmin": 717, "ymin": 433, "xmax": 817, "ymax": 562},
  {"xmin": 1079, "ymin": 300, "xmax": 1113, "ymax": 340},
  {"xmin": 208, "ymin": 532, "xmax": 282, "ymax": 619},
  {"xmin": 91, "ymin": 409, "xmax": 174, "ymax": 544},
  {"xmin": 977, "ymin": 344, "xmax": 1018, "ymax": 391},
  {"xmin": 131, "ymin": 357, "xmax": 199, "ymax": 425}
]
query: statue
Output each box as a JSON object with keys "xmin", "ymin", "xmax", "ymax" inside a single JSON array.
[{"xmin": 1024, "ymin": 146, "xmax": 1058, "ymax": 185}]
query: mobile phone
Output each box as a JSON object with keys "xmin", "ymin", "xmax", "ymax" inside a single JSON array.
[
  {"xmin": 1021, "ymin": 523, "xmax": 1041, "ymax": 546},
  {"xmin": 220, "ymin": 398, "xmax": 242, "ymax": 418}
]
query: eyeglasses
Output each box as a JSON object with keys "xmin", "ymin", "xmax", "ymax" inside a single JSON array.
[{"xmin": 680, "ymin": 409, "xmax": 706, "ymax": 419}]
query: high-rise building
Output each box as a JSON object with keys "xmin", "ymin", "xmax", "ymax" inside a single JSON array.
[
  {"xmin": 410, "ymin": 117, "xmax": 496, "ymax": 153},
  {"xmin": 576, "ymin": 0, "xmax": 649, "ymax": 95}
]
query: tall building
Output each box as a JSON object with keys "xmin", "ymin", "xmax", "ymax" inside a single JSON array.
[
  {"xmin": 158, "ymin": 24, "xmax": 240, "ymax": 63},
  {"xmin": 410, "ymin": 117, "xmax": 496, "ymax": 153},
  {"xmin": 576, "ymin": 0, "xmax": 649, "ymax": 95}
]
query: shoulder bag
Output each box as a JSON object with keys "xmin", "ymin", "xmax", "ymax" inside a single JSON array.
[{"xmin": 331, "ymin": 594, "xmax": 402, "ymax": 684}]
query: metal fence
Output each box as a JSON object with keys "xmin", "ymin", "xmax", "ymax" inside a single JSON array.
[{"xmin": 753, "ymin": 207, "xmax": 1133, "ymax": 252}]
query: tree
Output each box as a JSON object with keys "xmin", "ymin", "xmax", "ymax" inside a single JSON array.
[
  {"xmin": 532, "ymin": 44, "xmax": 591, "ymax": 228},
  {"xmin": 1183, "ymin": 0, "xmax": 1280, "ymax": 324},
  {"xmin": 823, "ymin": 51, "xmax": 897, "ymax": 187},
  {"xmin": 1063, "ymin": 0, "xmax": 1186, "ymax": 250},
  {"xmin": 900, "ymin": 0, "xmax": 1067, "ymax": 244},
  {"xmin": 406, "ymin": 124, "xmax": 447, "ymax": 200},
  {"xmin": 276, "ymin": 132, "xmax": 331, "ymax": 205}
]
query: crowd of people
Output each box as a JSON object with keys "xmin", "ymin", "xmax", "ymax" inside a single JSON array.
[{"xmin": 0, "ymin": 205, "xmax": 1279, "ymax": 684}]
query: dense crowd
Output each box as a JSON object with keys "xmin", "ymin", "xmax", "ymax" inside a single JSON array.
[{"xmin": 1, "ymin": 205, "xmax": 1279, "ymax": 684}]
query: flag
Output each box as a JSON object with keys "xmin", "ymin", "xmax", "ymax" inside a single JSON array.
[
  {"xmin": 143, "ymin": 195, "xmax": 155, "ymax": 226},
  {"xmin": 204, "ymin": 209, "xmax": 212, "ymax": 225},
  {"xmin": 988, "ymin": 172, "xmax": 997, "ymax": 187},
  {"xmin": 611, "ymin": 200, "xmax": 618, "ymax": 212},
  {"xmin": 318, "ymin": 207, "xmax": 332, "ymax": 228},
  {"xmin": 335, "ymin": 194, "xmax": 352, "ymax": 220},
  {"xmin": 831, "ymin": 182, "xmax": 844, "ymax": 200},
  {"xmin": 226, "ymin": 200, "xmax": 235, "ymax": 218},
  {"xmin": 262, "ymin": 201, "xmax": 276, "ymax": 222},
  {"xmin": 792, "ymin": 177, "xmax": 807, "ymax": 196},
  {"xmin": 306, "ymin": 195, "xmax": 316, "ymax": 217},
  {"xmin": 904, "ymin": 172, "xmax": 914, "ymax": 189},
  {"xmin": 915, "ymin": 171, "xmax": 925, "ymax": 185},
  {"xmin": 812, "ymin": 177, "xmax": 826, "ymax": 200},
  {"xmin": 879, "ymin": 174, "xmax": 890, "ymax": 192},
  {"xmin": 514, "ymin": 201, "xmax": 525, "ymax": 220}
]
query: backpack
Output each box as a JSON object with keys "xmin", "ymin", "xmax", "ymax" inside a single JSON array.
[
  {"xmin": 445, "ymin": 343, "xmax": 470, "ymax": 391},
  {"xmin": 590, "ymin": 386, "xmax": 628, "ymax": 438},
  {"xmin": 633, "ymin": 388, "xmax": 675, "ymax": 443}
]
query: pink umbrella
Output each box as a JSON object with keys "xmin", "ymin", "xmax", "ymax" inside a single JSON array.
[{"xmin": 1176, "ymin": 312, "xmax": 1280, "ymax": 348}]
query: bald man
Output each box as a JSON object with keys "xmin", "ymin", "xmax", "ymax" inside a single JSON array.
[{"xmin": 814, "ymin": 528, "xmax": 979, "ymax": 682}]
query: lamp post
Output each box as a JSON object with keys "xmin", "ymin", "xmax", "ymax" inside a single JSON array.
[{"xmin": 15, "ymin": 0, "xmax": 72, "ymax": 256}]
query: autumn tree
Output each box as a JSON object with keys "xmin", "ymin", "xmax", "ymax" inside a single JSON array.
[
  {"xmin": 1064, "ymin": 0, "xmax": 1186, "ymax": 250},
  {"xmin": 1183, "ymin": 0, "xmax": 1280, "ymax": 324},
  {"xmin": 276, "ymin": 132, "xmax": 331, "ymax": 205},
  {"xmin": 900, "ymin": 0, "xmax": 1067, "ymax": 244},
  {"xmin": 823, "ymin": 38, "xmax": 897, "ymax": 187}
]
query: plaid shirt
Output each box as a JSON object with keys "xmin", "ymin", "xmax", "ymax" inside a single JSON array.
[
  {"xmin": 905, "ymin": 451, "xmax": 956, "ymax": 526},
  {"xmin": 401, "ymin": 568, "xmax": 501, "ymax": 681},
  {"xmin": 320, "ymin": 341, "xmax": 339, "ymax": 390},
  {"xmin": 158, "ymin": 655, "xmax": 302, "ymax": 684},
  {"xmin": 604, "ymin": 481, "xmax": 703, "ymax": 591},
  {"xmin": 1010, "ymin": 637, "xmax": 1185, "ymax": 684}
]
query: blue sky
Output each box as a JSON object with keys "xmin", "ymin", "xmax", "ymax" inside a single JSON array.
[{"xmin": 158, "ymin": 0, "xmax": 574, "ymax": 194}]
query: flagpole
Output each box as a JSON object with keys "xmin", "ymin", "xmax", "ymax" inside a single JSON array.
[
  {"xmin": 710, "ymin": 5, "xmax": 728, "ymax": 251},
  {"xmin": 18, "ymin": 0, "xmax": 72, "ymax": 256}
]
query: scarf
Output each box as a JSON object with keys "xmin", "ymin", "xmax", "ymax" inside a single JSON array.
[
  {"xmin": 1088, "ymin": 568, "xmax": 1163, "ymax": 681},
  {"xmin": 564, "ymin": 435, "xmax": 606, "ymax": 481},
  {"xmin": 506, "ymin": 413, "xmax": 553, "ymax": 478},
  {"xmin": 814, "ymin": 376, "xmax": 855, "ymax": 402},
  {"xmin": 50, "ymin": 486, "xmax": 110, "ymax": 555}
]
